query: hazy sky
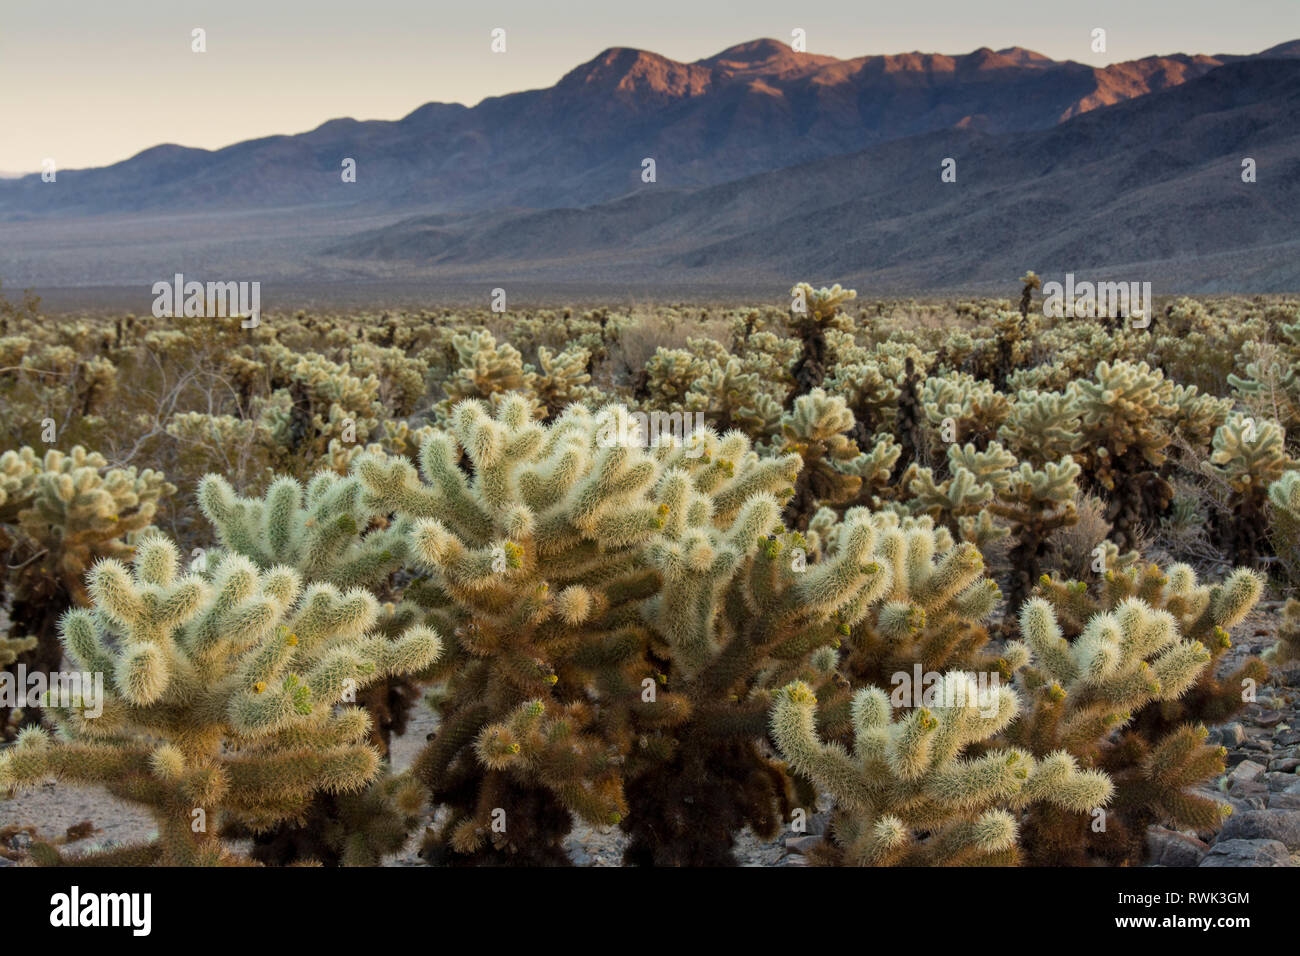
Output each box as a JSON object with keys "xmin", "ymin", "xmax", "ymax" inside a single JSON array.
[{"xmin": 3, "ymin": 0, "xmax": 1296, "ymax": 171}]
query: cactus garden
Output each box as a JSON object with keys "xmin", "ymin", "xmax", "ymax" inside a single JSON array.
[{"xmin": 1, "ymin": 281, "xmax": 1297, "ymax": 870}]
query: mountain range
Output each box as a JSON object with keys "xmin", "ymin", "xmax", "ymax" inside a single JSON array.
[{"xmin": 3, "ymin": 38, "xmax": 1299, "ymax": 295}]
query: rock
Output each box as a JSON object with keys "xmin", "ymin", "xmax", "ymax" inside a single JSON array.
[
  {"xmin": 1252, "ymin": 710, "xmax": 1284, "ymax": 728},
  {"xmin": 1277, "ymin": 731, "xmax": 1300, "ymax": 747},
  {"xmin": 1269, "ymin": 757, "xmax": 1300, "ymax": 773},
  {"xmin": 1146, "ymin": 827, "xmax": 1209, "ymax": 867},
  {"xmin": 1241, "ymin": 739, "xmax": 1273, "ymax": 754},
  {"xmin": 1199, "ymin": 839, "xmax": 1293, "ymax": 867},
  {"xmin": 1217, "ymin": 723, "xmax": 1247, "ymax": 747},
  {"xmin": 1229, "ymin": 760, "xmax": 1266, "ymax": 785},
  {"xmin": 784, "ymin": 835, "xmax": 823, "ymax": 855},
  {"xmin": 1267, "ymin": 773, "xmax": 1297, "ymax": 792},
  {"xmin": 1268, "ymin": 792, "xmax": 1300, "ymax": 811},
  {"xmin": 1228, "ymin": 779, "xmax": 1268, "ymax": 801},
  {"xmin": 1218, "ymin": 810, "xmax": 1300, "ymax": 849}
]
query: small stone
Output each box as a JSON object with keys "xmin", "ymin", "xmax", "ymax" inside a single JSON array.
[
  {"xmin": 1229, "ymin": 760, "xmax": 1266, "ymax": 785},
  {"xmin": 1146, "ymin": 827, "xmax": 1209, "ymax": 867},
  {"xmin": 1218, "ymin": 810, "xmax": 1300, "ymax": 849},
  {"xmin": 1228, "ymin": 779, "xmax": 1268, "ymax": 801},
  {"xmin": 1252, "ymin": 710, "xmax": 1284, "ymax": 728},
  {"xmin": 1199, "ymin": 839, "xmax": 1292, "ymax": 867},
  {"xmin": 1217, "ymin": 723, "xmax": 1247, "ymax": 747},
  {"xmin": 1268, "ymin": 793, "xmax": 1300, "ymax": 811},
  {"xmin": 1267, "ymin": 773, "xmax": 1297, "ymax": 792},
  {"xmin": 785, "ymin": 835, "xmax": 823, "ymax": 855}
]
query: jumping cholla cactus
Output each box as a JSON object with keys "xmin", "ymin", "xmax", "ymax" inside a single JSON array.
[
  {"xmin": 824, "ymin": 360, "xmax": 901, "ymax": 445},
  {"xmin": 0, "ymin": 535, "xmax": 441, "ymax": 865},
  {"xmin": 1012, "ymin": 563, "xmax": 1263, "ymax": 864},
  {"xmin": 997, "ymin": 389, "xmax": 1083, "ymax": 466},
  {"xmin": 0, "ymin": 445, "xmax": 174, "ymax": 734},
  {"xmin": 1202, "ymin": 414, "xmax": 1296, "ymax": 565},
  {"xmin": 1269, "ymin": 470, "xmax": 1300, "ymax": 584},
  {"xmin": 437, "ymin": 329, "xmax": 540, "ymax": 422},
  {"xmin": 1073, "ymin": 360, "xmax": 1178, "ymax": 549},
  {"xmin": 356, "ymin": 397, "xmax": 893, "ymax": 865},
  {"xmin": 919, "ymin": 371, "xmax": 1011, "ymax": 455},
  {"xmin": 788, "ymin": 282, "xmax": 856, "ymax": 397},
  {"xmin": 198, "ymin": 471, "xmax": 410, "ymax": 588},
  {"xmin": 1264, "ymin": 598, "xmax": 1300, "ymax": 668},
  {"xmin": 684, "ymin": 353, "xmax": 784, "ymax": 438},
  {"xmin": 774, "ymin": 389, "xmax": 897, "ymax": 529},
  {"xmin": 532, "ymin": 344, "xmax": 604, "ymax": 419},
  {"xmin": 905, "ymin": 440, "xmax": 1017, "ymax": 547},
  {"xmin": 834, "ymin": 512, "xmax": 1004, "ymax": 716},
  {"xmin": 987, "ymin": 456, "xmax": 1082, "ymax": 611},
  {"xmin": 1229, "ymin": 324, "xmax": 1300, "ymax": 433},
  {"xmin": 770, "ymin": 676, "xmax": 1110, "ymax": 865}
]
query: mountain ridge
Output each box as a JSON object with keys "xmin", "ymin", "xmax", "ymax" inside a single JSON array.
[{"xmin": 3, "ymin": 37, "xmax": 1295, "ymax": 220}]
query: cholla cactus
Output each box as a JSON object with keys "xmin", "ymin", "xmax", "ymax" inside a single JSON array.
[
  {"xmin": 0, "ymin": 535, "xmax": 441, "ymax": 864},
  {"xmin": 997, "ymin": 389, "xmax": 1082, "ymax": 465},
  {"xmin": 0, "ymin": 446, "xmax": 174, "ymax": 733},
  {"xmin": 771, "ymin": 677, "xmax": 1109, "ymax": 865},
  {"xmin": 1229, "ymin": 328, "xmax": 1300, "ymax": 433},
  {"xmin": 0, "ymin": 635, "xmax": 36, "ymax": 667},
  {"xmin": 1202, "ymin": 414, "xmax": 1296, "ymax": 564},
  {"xmin": 198, "ymin": 471, "xmax": 409, "ymax": 588},
  {"xmin": 836, "ymin": 512, "xmax": 1004, "ymax": 710},
  {"xmin": 1018, "ymin": 271, "xmax": 1041, "ymax": 318},
  {"xmin": 919, "ymin": 372, "xmax": 1011, "ymax": 456},
  {"xmin": 0, "ymin": 446, "xmax": 173, "ymax": 603},
  {"xmin": 1168, "ymin": 383, "xmax": 1232, "ymax": 456},
  {"xmin": 905, "ymin": 441, "xmax": 1017, "ymax": 547},
  {"xmin": 356, "ymin": 398, "xmax": 675, "ymax": 861},
  {"xmin": 533, "ymin": 344, "xmax": 604, "ymax": 419},
  {"xmin": 684, "ymin": 354, "xmax": 783, "ymax": 438},
  {"xmin": 1035, "ymin": 562, "xmax": 1265, "ymax": 730},
  {"xmin": 346, "ymin": 342, "xmax": 428, "ymax": 418},
  {"xmin": 641, "ymin": 347, "xmax": 705, "ymax": 406},
  {"xmin": 1264, "ymin": 599, "xmax": 1300, "ymax": 668},
  {"xmin": 824, "ymin": 360, "xmax": 901, "ymax": 445},
  {"xmin": 987, "ymin": 456, "xmax": 1081, "ymax": 610},
  {"xmin": 1072, "ymin": 360, "xmax": 1178, "ymax": 548},
  {"xmin": 234, "ymin": 770, "xmax": 428, "ymax": 866},
  {"xmin": 1269, "ymin": 470, "xmax": 1300, "ymax": 583},
  {"xmin": 357, "ymin": 397, "xmax": 893, "ymax": 864},
  {"xmin": 437, "ymin": 330, "xmax": 540, "ymax": 422},
  {"xmin": 788, "ymin": 282, "xmax": 856, "ymax": 397},
  {"xmin": 774, "ymin": 389, "xmax": 888, "ymax": 529},
  {"xmin": 1013, "ymin": 564, "xmax": 1264, "ymax": 863}
]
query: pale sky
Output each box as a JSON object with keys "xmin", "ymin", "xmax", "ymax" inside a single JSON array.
[{"xmin": 2, "ymin": 0, "xmax": 1296, "ymax": 172}]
